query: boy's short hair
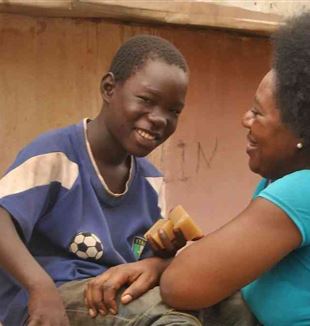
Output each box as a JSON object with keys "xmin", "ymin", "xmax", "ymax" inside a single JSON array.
[{"xmin": 109, "ymin": 34, "xmax": 188, "ymax": 83}]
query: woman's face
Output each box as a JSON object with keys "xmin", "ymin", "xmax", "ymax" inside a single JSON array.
[{"xmin": 242, "ymin": 70, "xmax": 300, "ymax": 180}]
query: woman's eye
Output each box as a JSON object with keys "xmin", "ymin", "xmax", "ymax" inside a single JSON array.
[
  {"xmin": 251, "ymin": 109, "xmax": 258, "ymax": 116},
  {"xmin": 139, "ymin": 96, "xmax": 153, "ymax": 105}
]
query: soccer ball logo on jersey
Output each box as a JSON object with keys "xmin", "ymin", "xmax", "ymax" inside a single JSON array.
[{"xmin": 69, "ymin": 232, "xmax": 103, "ymax": 260}]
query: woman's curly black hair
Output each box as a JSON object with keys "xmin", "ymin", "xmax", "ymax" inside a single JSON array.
[
  {"xmin": 108, "ymin": 34, "xmax": 188, "ymax": 83},
  {"xmin": 272, "ymin": 12, "xmax": 310, "ymax": 146}
]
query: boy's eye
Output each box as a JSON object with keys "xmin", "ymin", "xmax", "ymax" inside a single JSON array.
[
  {"xmin": 170, "ymin": 108, "xmax": 181, "ymax": 116},
  {"xmin": 170, "ymin": 104, "xmax": 183, "ymax": 117}
]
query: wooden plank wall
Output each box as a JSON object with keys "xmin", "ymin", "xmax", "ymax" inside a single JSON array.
[{"xmin": 0, "ymin": 13, "xmax": 270, "ymax": 232}]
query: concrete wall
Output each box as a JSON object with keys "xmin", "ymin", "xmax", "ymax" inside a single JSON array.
[{"xmin": 0, "ymin": 13, "xmax": 271, "ymax": 233}]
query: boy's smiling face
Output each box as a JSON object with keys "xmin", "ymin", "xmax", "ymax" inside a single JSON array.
[{"xmin": 102, "ymin": 59, "xmax": 188, "ymax": 157}]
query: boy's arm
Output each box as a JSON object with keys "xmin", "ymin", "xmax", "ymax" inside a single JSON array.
[
  {"xmin": 84, "ymin": 256, "xmax": 172, "ymax": 318},
  {"xmin": 0, "ymin": 207, "xmax": 69, "ymax": 326}
]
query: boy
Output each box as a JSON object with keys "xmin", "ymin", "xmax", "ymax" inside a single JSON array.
[{"xmin": 0, "ymin": 35, "xmax": 200, "ymax": 325}]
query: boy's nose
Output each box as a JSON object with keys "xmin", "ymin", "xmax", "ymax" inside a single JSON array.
[{"xmin": 148, "ymin": 109, "xmax": 167, "ymax": 129}]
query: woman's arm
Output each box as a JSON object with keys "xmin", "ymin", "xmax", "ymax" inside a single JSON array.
[{"xmin": 160, "ymin": 197, "xmax": 301, "ymax": 309}]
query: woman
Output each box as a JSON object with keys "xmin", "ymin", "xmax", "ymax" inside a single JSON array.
[{"xmin": 160, "ymin": 12, "xmax": 310, "ymax": 326}]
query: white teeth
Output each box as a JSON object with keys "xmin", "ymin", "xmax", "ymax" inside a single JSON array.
[{"xmin": 136, "ymin": 129, "xmax": 155, "ymax": 140}]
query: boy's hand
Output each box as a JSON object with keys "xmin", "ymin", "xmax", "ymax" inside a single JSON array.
[
  {"xmin": 27, "ymin": 285, "xmax": 69, "ymax": 326},
  {"xmin": 84, "ymin": 257, "xmax": 170, "ymax": 318},
  {"xmin": 147, "ymin": 228, "xmax": 187, "ymax": 258}
]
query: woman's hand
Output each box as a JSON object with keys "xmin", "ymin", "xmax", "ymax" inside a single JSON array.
[
  {"xmin": 84, "ymin": 257, "xmax": 170, "ymax": 318},
  {"xmin": 147, "ymin": 228, "xmax": 194, "ymax": 258}
]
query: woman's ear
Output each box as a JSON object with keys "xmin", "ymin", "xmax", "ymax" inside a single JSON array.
[{"xmin": 100, "ymin": 72, "xmax": 116, "ymax": 102}]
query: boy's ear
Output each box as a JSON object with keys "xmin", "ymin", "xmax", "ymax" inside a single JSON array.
[{"xmin": 100, "ymin": 72, "xmax": 116, "ymax": 102}]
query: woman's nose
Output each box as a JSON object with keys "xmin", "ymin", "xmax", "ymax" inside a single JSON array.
[{"xmin": 242, "ymin": 110, "xmax": 253, "ymax": 128}]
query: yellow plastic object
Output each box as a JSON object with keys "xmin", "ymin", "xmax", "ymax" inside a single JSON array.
[
  {"xmin": 144, "ymin": 219, "xmax": 174, "ymax": 248},
  {"xmin": 168, "ymin": 205, "xmax": 204, "ymax": 241},
  {"xmin": 144, "ymin": 205, "xmax": 203, "ymax": 248}
]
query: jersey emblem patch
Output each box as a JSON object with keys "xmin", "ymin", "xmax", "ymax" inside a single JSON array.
[
  {"xmin": 132, "ymin": 236, "xmax": 147, "ymax": 259},
  {"xmin": 69, "ymin": 232, "xmax": 103, "ymax": 261}
]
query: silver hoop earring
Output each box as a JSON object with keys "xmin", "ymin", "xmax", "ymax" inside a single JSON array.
[{"xmin": 297, "ymin": 142, "xmax": 303, "ymax": 149}]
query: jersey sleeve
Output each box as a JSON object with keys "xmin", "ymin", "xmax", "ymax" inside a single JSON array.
[
  {"xmin": 0, "ymin": 147, "xmax": 78, "ymax": 242},
  {"xmin": 256, "ymin": 171, "xmax": 310, "ymax": 247},
  {"xmin": 139, "ymin": 157, "xmax": 166, "ymax": 218},
  {"xmin": 252, "ymin": 178, "xmax": 268, "ymax": 198},
  {"xmin": 155, "ymin": 179, "xmax": 166, "ymax": 218}
]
